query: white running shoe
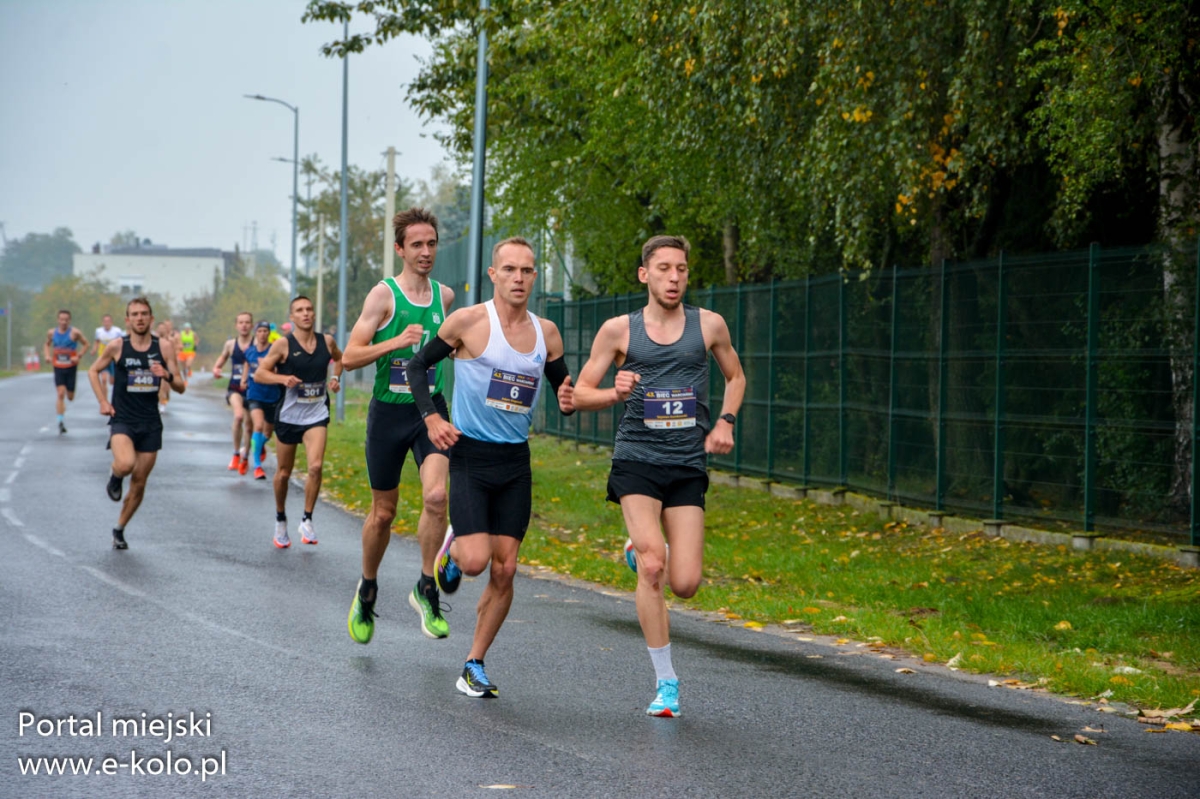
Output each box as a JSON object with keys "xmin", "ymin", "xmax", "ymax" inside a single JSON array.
[
  {"xmin": 299, "ymin": 518, "xmax": 317, "ymax": 545},
  {"xmin": 273, "ymin": 521, "xmax": 291, "ymax": 549}
]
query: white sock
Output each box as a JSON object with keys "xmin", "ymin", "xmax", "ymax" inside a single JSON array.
[{"xmin": 648, "ymin": 643, "xmax": 676, "ymax": 682}]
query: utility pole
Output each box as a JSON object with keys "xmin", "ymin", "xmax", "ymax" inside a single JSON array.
[
  {"xmin": 466, "ymin": 0, "xmax": 490, "ymax": 305},
  {"xmin": 383, "ymin": 146, "xmax": 396, "ymax": 279},
  {"xmin": 336, "ymin": 17, "xmax": 349, "ymax": 422},
  {"xmin": 316, "ymin": 214, "xmax": 325, "ymax": 334}
]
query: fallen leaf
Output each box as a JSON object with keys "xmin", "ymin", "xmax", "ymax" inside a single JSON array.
[
  {"xmin": 1074, "ymin": 735, "xmax": 1097, "ymax": 746},
  {"xmin": 1113, "ymin": 666, "xmax": 1143, "ymax": 675},
  {"xmin": 1081, "ymin": 726, "xmax": 1105, "ymax": 733},
  {"xmin": 988, "ymin": 680, "xmax": 1001, "ymax": 687},
  {"xmin": 895, "ymin": 667, "xmax": 916, "ymax": 674},
  {"xmin": 835, "ymin": 638, "xmax": 850, "ymax": 645},
  {"xmin": 1050, "ymin": 735, "xmax": 1063, "ymax": 742},
  {"xmin": 1138, "ymin": 716, "xmax": 1168, "ymax": 725},
  {"xmin": 1164, "ymin": 722, "xmax": 1194, "ymax": 732},
  {"xmin": 831, "ymin": 615, "xmax": 850, "ymax": 622},
  {"xmin": 1096, "ymin": 706, "xmax": 1118, "ymax": 714},
  {"xmin": 946, "ymin": 652, "xmax": 963, "ymax": 669},
  {"xmin": 1054, "ymin": 620, "xmax": 1073, "ymax": 631},
  {"xmin": 744, "ymin": 621, "xmax": 764, "ymax": 630}
]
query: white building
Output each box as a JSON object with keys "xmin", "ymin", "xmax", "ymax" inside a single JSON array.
[{"xmin": 73, "ymin": 245, "xmax": 234, "ymax": 310}]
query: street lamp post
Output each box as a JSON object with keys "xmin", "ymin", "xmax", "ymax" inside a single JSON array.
[{"xmin": 244, "ymin": 93, "xmax": 299, "ymax": 298}]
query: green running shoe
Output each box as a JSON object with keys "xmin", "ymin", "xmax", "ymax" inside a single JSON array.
[
  {"xmin": 409, "ymin": 580, "xmax": 449, "ymax": 639},
  {"xmin": 347, "ymin": 579, "xmax": 377, "ymax": 644}
]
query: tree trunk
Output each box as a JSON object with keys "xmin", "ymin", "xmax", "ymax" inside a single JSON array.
[
  {"xmin": 723, "ymin": 221, "xmax": 739, "ymax": 286},
  {"xmin": 1158, "ymin": 78, "xmax": 1198, "ymax": 512}
]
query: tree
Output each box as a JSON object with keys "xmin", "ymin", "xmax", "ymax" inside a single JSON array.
[
  {"xmin": 417, "ymin": 163, "xmax": 471, "ymax": 242},
  {"xmin": 0, "ymin": 228, "xmax": 81, "ymax": 291}
]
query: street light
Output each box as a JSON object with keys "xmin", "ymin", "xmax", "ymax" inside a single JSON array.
[{"xmin": 244, "ymin": 93, "xmax": 299, "ymax": 298}]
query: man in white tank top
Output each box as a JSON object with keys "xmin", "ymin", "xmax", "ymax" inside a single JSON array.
[{"xmin": 406, "ymin": 237, "xmax": 576, "ymax": 699}]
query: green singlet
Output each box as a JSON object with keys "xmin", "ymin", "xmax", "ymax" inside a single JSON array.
[{"xmin": 371, "ymin": 277, "xmax": 446, "ymax": 404}]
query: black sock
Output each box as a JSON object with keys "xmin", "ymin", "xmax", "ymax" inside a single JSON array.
[
  {"xmin": 359, "ymin": 577, "xmax": 377, "ymax": 603},
  {"xmin": 418, "ymin": 573, "xmax": 436, "ymax": 593},
  {"xmin": 276, "ymin": 511, "xmax": 286, "ymax": 522},
  {"xmin": 302, "ymin": 511, "xmax": 312, "ymax": 522},
  {"xmin": 113, "ymin": 527, "xmax": 124, "ymax": 534},
  {"xmin": 108, "ymin": 473, "xmax": 121, "ymax": 485},
  {"xmin": 466, "ymin": 658, "xmax": 483, "ymax": 666}
]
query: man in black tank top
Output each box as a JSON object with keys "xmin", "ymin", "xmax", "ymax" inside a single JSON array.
[
  {"xmin": 574, "ymin": 235, "xmax": 746, "ymax": 718},
  {"xmin": 211, "ymin": 311, "xmax": 255, "ymax": 474},
  {"xmin": 88, "ymin": 297, "xmax": 186, "ymax": 550},
  {"xmin": 253, "ymin": 295, "xmax": 343, "ymax": 550}
]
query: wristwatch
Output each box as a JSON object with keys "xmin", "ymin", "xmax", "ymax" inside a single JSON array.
[{"xmin": 720, "ymin": 413, "xmax": 736, "ymax": 426}]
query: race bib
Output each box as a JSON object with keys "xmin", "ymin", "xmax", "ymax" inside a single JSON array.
[
  {"xmin": 485, "ymin": 369, "xmax": 539, "ymax": 414},
  {"xmin": 388, "ymin": 357, "xmax": 435, "ymax": 394},
  {"xmin": 231, "ymin": 364, "xmax": 244, "ymax": 381},
  {"xmin": 126, "ymin": 368, "xmax": 160, "ymax": 393},
  {"xmin": 54, "ymin": 348, "xmax": 74, "ymax": 366},
  {"xmin": 643, "ymin": 387, "xmax": 697, "ymax": 429},
  {"xmin": 297, "ymin": 381, "xmax": 327, "ymax": 404}
]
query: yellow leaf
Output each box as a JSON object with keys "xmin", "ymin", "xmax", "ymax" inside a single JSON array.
[
  {"xmin": 1073, "ymin": 734, "xmax": 1097, "ymax": 745},
  {"xmin": 803, "ymin": 607, "xmax": 822, "ymax": 614},
  {"xmin": 1054, "ymin": 620, "xmax": 1072, "ymax": 631},
  {"xmin": 835, "ymin": 638, "xmax": 850, "ymax": 645},
  {"xmin": 923, "ymin": 653, "xmax": 937, "ymax": 663},
  {"xmin": 1164, "ymin": 722, "xmax": 1194, "ymax": 732},
  {"xmin": 744, "ymin": 621, "xmax": 764, "ymax": 629}
]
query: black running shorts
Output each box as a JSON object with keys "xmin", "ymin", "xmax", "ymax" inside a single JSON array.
[
  {"xmin": 247, "ymin": 398, "xmax": 278, "ymax": 421},
  {"xmin": 365, "ymin": 395, "xmax": 449, "ymax": 491},
  {"xmin": 274, "ymin": 417, "xmax": 329, "ymax": 445},
  {"xmin": 449, "ymin": 435, "xmax": 532, "ymax": 540},
  {"xmin": 54, "ymin": 366, "xmax": 78, "ymax": 392},
  {"xmin": 606, "ymin": 459, "xmax": 709, "ymax": 509},
  {"xmin": 108, "ymin": 421, "xmax": 163, "ymax": 453}
]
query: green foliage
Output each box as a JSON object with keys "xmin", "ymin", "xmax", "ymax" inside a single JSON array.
[
  {"xmin": 0, "ymin": 227, "xmax": 81, "ymax": 291},
  {"xmin": 30, "ymin": 273, "xmax": 126, "ymax": 347}
]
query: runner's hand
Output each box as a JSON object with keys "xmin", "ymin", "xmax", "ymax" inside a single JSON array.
[
  {"xmin": 282, "ymin": 374, "xmax": 303, "ymax": 389},
  {"xmin": 557, "ymin": 375, "xmax": 575, "ymax": 414},
  {"xmin": 99, "ymin": 400, "xmax": 115, "ymax": 417},
  {"xmin": 424, "ymin": 414, "xmax": 461, "ymax": 451},
  {"xmin": 329, "ymin": 375, "xmax": 341, "ymax": 394},
  {"xmin": 704, "ymin": 424, "xmax": 734, "ymax": 455},
  {"xmin": 212, "ymin": 367, "xmax": 222, "ymax": 380},
  {"xmin": 613, "ymin": 370, "xmax": 640, "ymax": 402},
  {"xmin": 394, "ymin": 324, "xmax": 425, "ymax": 351}
]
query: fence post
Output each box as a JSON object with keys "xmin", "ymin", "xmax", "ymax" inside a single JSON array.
[
  {"xmin": 887, "ymin": 268, "xmax": 899, "ymax": 500},
  {"xmin": 734, "ymin": 283, "xmax": 744, "ymax": 473},
  {"xmin": 936, "ymin": 259, "xmax": 949, "ymax": 510},
  {"xmin": 1083, "ymin": 243, "xmax": 1101, "ymax": 531},
  {"xmin": 992, "ymin": 253, "xmax": 1007, "ymax": 520},
  {"xmin": 766, "ymin": 279, "xmax": 777, "ymax": 480},
  {"xmin": 803, "ymin": 276, "xmax": 812, "ymax": 484},
  {"xmin": 839, "ymin": 274, "xmax": 848, "ymax": 485},
  {"xmin": 1191, "ymin": 238, "xmax": 1200, "ymax": 547}
]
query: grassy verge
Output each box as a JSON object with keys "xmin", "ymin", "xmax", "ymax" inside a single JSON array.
[{"xmin": 314, "ymin": 390, "xmax": 1200, "ymax": 711}]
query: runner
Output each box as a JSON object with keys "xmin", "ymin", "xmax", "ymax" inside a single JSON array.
[
  {"xmin": 572, "ymin": 234, "xmax": 745, "ymax": 718},
  {"xmin": 406, "ymin": 236, "xmax": 575, "ymax": 697},
  {"xmin": 44, "ymin": 309, "xmax": 90, "ymax": 434},
  {"xmin": 342, "ymin": 207, "xmax": 455, "ymax": 644},
  {"xmin": 178, "ymin": 323, "xmax": 198, "ymax": 382},
  {"xmin": 93, "ymin": 314, "xmax": 125, "ymax": 399},
  {"xmin": 253, "ymin": 297, "xmax": 343, "ymax": 549},
  {"xmin": 155, "ymin": 320, "xmax": 176, "ymax": 413},
  {"xmin": 241, "ymin": 321, "xmax": 280, "ymax": 481},
  {"xmin": 87, "ymin": 296, "xmax": 186, "ymax": 549},
  {"xmin": 212, "ymin": 311, "xmax": 255, "ymax": 474}
]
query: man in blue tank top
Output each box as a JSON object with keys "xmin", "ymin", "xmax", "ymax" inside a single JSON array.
[
  {"xmin": 44, "ymin": 309, "xmax": 89, "ymax": 434},
  {"xmin": 407, "ymin": 237, "xmax": 576, "ymax": 698},
  {"xmin": 574, "ymin": 235, "xmax": 746, "ymax": 718}
]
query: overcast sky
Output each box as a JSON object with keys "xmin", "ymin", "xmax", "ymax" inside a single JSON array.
[{"xmin": 0, "ymin": 0, "xmax": 450, "ymax": 258}]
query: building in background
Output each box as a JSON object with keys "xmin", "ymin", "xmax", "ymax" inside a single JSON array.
[{"xmin": 73, "ymin": 243, "xmax": 240, "ymax": 308}]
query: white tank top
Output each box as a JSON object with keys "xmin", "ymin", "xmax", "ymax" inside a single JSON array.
[{"xmin": 451, "ymin": 300, "xmax": 547, "ymax": 444}]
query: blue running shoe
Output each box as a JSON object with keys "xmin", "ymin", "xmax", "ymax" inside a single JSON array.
[
  {"xmin": 436, "ymin": 525, "xmax": 462, "ymax": 594},
  {"xmin": 456, "ymin": 659, "xmax": 498, "ymax": 698},
  {"xmin": 646, "ymin": 678, "xmax": 680, "ymax": 717},
  {"xmin": 624, "ymin": 538, "xmax": 637, "ymax": 572}
]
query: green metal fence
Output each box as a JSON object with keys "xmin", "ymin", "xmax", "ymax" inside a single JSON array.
[{"xmin": 535, "ymin": 241, "xmax": 1200, "ymax": 544}]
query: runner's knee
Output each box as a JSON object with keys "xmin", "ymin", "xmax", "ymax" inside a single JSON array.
[{"xmin": 422, "ymin": 483, "xmax": 447, "ymax": 516}]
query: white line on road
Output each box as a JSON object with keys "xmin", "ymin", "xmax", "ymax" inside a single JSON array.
[
  {"xmin": 4, "ymin": 471, "xmax": 16, "ymax": 484},
  {"xmin": 0, "ymin": 488, "xmax": 9, "ymax": 503},
  {"xmin": 13, "ymin": 457, "xmax": 25, "ymax": 469},
  {"xmin": 20, "ymin": 443, "xmax": 33, "ymax": 456},
  {"xmin": 23, "ymin": 533, "xmax": 63, "ymax": 557},
  {"xmin": 3, "ymin": 508, "xmax": 24, "ymax": 527}
]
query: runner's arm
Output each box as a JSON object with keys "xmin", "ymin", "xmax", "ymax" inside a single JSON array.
[
  {"xmin": 573, "ymin": 316, "xmax": 636, "ymax": 411},
  {"xmin": 157, "ymin": 341, "xmax": 186, "ymax": 394},
  {"xmin": 541, "ymin": 319, "xmax": 574, "ymax": 415},
  {"xmin": 88, "ymin": 338, "xmax": 122, "ymax": 412},
  {"xmin": 327, "ymin": 334, "xmax": 343, "ymax": 392},
  {"xmin": 253, "ymin": 338, "xmax": 297, "ymax": 387},
  {"xmin": 212, "ymin": 339, "xmax": 234, "ymax": 375},
  {"xmin": 343, "ymin": 283, "xmax": 413, "ymax": 371},
  {"xmin": 702, "ymin": 310, "xmax": 745, "ymax": 454}
]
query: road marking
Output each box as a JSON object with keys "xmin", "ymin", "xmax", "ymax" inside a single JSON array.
[
  {"xmin": 3, "ymin": 508, "xmax": 24, "ymax": 527},
  {"xmin": 4, "ymin": 471, "xmax": 16, "ymax": 484},
  {"xmin": 20, "ymin": 443, "xmax": 33, "ymax": 456},
  {"xmin": 0, "ymin": 488, "xmax": 9, "ymax": 503},
  {"xmin": 13, "ymin": 457, "xmax": 25, "ymax": 468},
  {"xmin": 23, "ymin": 533, "xmax": 63, "ymax": 557}
]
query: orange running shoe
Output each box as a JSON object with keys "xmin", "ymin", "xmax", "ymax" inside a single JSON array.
[
  {"xmin": 238, "ymin": 454, "xmax": 249, "ymax": 476},
  {"xmin": 254, "ymin": 466, "xmax": 267, "ymax": 480},
  {"xmin": 227, "ymin": 454, "xmax": 240, "ymax": 471}
]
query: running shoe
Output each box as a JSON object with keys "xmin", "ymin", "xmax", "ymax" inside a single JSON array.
[
  {"xmin": 106, "ymin": 473, "xmax": 123, "ymax": 502},
  {"xmin": 58, "ymin": 421, "xmax": 67, "ymax": 435},
  {"xmin": 238, "ymin": 454, "xmax": 249, "ymax": 476},
  {"xmin": 347, "ymin": 579, "xmax": 376, "ymax": 644},
  {"xmin": 254, "ymin": 466, "xmax": 267, "ymax": 480},
  {"xmin": 299, "ymin": 518, "xmax": 317, "ymax": 545},
  {"xmin": 456, "ymin": 660, "xmax": 498, "ymax": 698},
  {"xmin": 624, "ymin": 538, "xmax": 637, "ymax": 572},
  {"xmin": 646, "ymin": 678, "xmax": 680, "ymax": 717},
  {"xmin": 227, "ymin": 454, "xmax": 240, "ymax": 471},
  {"xmin": 435, "ymin": 525, "xmax": 462, "ymax": 594},
  {"xmin": 409, "ymin": 581, "xmax": 449, "ymax": 639},
  {"xmin": 112, "ymin": 529, "xmax": 128, "ymax": 550},
  {"xmin": 273, "ymin": 521, "xmax": 291, "ymax": 549}
]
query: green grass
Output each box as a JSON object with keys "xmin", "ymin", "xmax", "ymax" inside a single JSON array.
[{"xmin": 315, "ymin": 390, "xmax": 1200, "ymax": 711}]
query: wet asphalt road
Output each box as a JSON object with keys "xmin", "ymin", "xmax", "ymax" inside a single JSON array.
[{"xmin": 1, "ymin": 371, "xmax": 1196, "ymax": 798}]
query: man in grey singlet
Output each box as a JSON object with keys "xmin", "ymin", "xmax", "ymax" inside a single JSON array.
[{"xmin": 573, "ymin": 234, "xmax": 745, "ymax": 718}]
